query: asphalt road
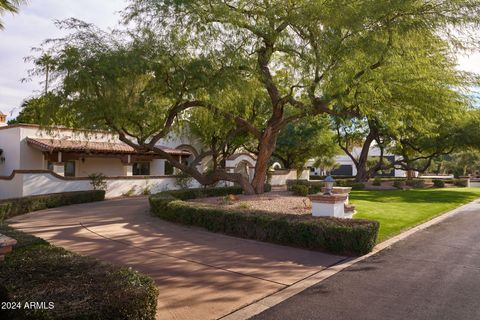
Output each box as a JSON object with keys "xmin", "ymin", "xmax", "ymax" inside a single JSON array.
[{"xmin": 253, "ymin": 201, "xmax": 480, "ymax": 320}]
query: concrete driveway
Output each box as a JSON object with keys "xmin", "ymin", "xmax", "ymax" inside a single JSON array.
[{"xmin": 8, "ymin": 197, "xmax": 345, "ymax": 320}]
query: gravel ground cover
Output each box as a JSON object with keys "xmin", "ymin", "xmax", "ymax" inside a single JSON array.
[{"xmin": 189, "ymin": 191, "xmax": 311, "ymax": 214}]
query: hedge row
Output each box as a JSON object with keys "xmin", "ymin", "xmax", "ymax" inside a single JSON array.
[
  {"xmin": 287, "ymin": 179, "xmax": 365, "ymax": 193},
  {"xmin": 149, "ymin": 191, "xmax": 379, "ymax": 255},
  {"xmin": 0, "ymin": 224, "xmax": 158, "ymax": 320},
  {"xmin": 0, "ymin": 190, "xmax": 105, "ymax": 222}
]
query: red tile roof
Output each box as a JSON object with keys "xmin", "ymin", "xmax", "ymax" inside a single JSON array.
[{"xmin": 26, "ymin": 137, "xmax": 190, "ymax": 156}]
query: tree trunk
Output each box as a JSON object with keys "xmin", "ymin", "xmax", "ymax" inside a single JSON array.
[
  {"xmin": 355, "ymin": 167, "xmax": 370, "ymax": 182},
  {"xmin": 354, "ymin": 132, "xmax": 375, "ymax": 182},
  {"xmin": 251, "ymin": 129, "xmax": 278, "ymax": 194}
]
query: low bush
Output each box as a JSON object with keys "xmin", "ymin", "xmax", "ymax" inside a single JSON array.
[
  {"xmin": 287, "ymin": 179, "xmax": 365, "ymax": 192},
  {"xmin": 164, "ymin": 186, "xmax": 244, "ymax": 200},
  {"xmin": 405, "ymin": 179, "xmax": 425, "ymax": 188},
  {"xmin": 372, "ymin": 177, "xmax": 382, "ymax": 186},
  {"xmin": 393, "ymin": 180, "xmax": 406, "ymax": 189},
  {"xmin": 0, "ymin": 224, "xmax": 158, "ymax": 320},
  {"xmin": 350, "ymin": 183, "xmax": 366, "ymax": 190},
  {"xmin": 0, "ymin": 190, "xmax": 105, "ymax": 222},
  {"xmin": 291, "ymin": 184, "xmax": 309, "ymax": 196},
  {"xmin": 454, "ymin": 179, "xmax": 469, "ymax": 187},
  {"xmin": 149, "ymin": 196, "xmax": 379, "ymax": 256},
  {"xmin": 432, "ymin": 179, "xmax": 445, "ymax": 188}
]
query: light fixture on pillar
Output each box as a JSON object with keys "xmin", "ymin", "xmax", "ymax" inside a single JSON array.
[{"xmin": 323, "ymin": 175, "xmax": 335, "ymax": 195}]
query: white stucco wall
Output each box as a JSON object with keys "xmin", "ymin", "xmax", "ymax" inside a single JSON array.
[
  {"xmin": 0, "ymin": 171, "xmax": 202, "ymax": 200},
  {"xmin": 76, "ymin": 158, "xmax": 125, "ymax": 177},
  {"xmin": 270, "ymin": 170, "xmax": 297, "ymax": 186},
  {"xmin": 0, "ymin": 126, "xmax": 21, "ymax": 176}
]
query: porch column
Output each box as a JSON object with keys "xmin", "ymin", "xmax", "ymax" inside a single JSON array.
[
  {"xmin": 52, "ymin": 163, "xmax": 65, "ymax": 176},
  {"xmin": 52, "ymin": 152, "xmax": 64, "ymax": 176},
  {"xmin": 151, "ymin": 159, "xmax": 165, "ymax": 176},
  {"xmin": 123, "ymin": 154, "xmax": 133, "ymax": 176}
]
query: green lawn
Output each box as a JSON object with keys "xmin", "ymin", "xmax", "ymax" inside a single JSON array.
[{"xmin": 352, "ymin": 188, "xmax": 480, "ymax": 243}]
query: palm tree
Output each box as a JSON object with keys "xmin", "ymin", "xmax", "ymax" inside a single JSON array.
[{"xmin": 0, "ymin": 0, "xmax": 27, "ymax": 29}]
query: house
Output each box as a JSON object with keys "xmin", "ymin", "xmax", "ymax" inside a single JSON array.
[
  {"xmin": 0, "ymin": 116, "xmax": 207, "ymax": 199},
  {"xmin": 307, "ymin": 146, "xmax": 408, "ymax": 178}
]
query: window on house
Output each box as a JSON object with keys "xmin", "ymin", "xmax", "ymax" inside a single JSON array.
[
  {"xmin": 64, "ymin": 161, "xmax": 76, "ymax": 177},
  {"xmin": 47, "ymin": 161, "xmax": 53, "ymax": 171},
  {"xmin": 165, "ymin": 161, "xmax": 174, "ymax": 175},
  {"xmin": 133, "ymin": 162, "xmax": 150, "ymax": 175}
]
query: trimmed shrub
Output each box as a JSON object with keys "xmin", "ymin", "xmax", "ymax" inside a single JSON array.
[
  {"xmin": 406, "ymin": 179, "xmax": 425, "ymax": 188},
  {"xmin": 393, "ymin": 180, "xmax": 406, "ymax": 189},
  {"xmin": 0, "ymin": 224, "xmax": 158, "ymax": 320},
  {"xmin": 291, "ymin": 184, "xmax": 309, "ymax": 196},
  {"xmin": 372, "ymin": 177, "xmax": 382, "ymax": 186},
  {"xmin": 432, "ymin": 179, "xmax": 445, "ymax": 188},
  {"xmin": 164, "ymin": 186, "xmax": 243, "ymax": 200},
  {"xmin": 350, "ymin": 183, "xmax": 366, "ymax": 190},
  {"xmin": 149, "ymin": 198, "xmax": 379, "ymax": 256},
  {"xmin": 0, "ymin": 190, "xmax": 105, "ymax": 222},
  {"xmin": 454, "ymin": 179, "xmax": 469, "ymax": 187}
]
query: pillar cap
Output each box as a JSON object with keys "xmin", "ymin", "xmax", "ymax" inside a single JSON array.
[{"xmin": 307, "ymin": 194, "xmax": 348, "ymax": 204}]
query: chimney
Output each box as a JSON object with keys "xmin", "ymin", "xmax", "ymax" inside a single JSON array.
[{"xmin": 0, "ymin": 111, "xmax": 6, "ymax": 127}]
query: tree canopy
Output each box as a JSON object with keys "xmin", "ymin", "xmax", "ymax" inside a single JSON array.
[{"xmin": 24, "ymin": 0, "xmax": 480, "ymax": 193}]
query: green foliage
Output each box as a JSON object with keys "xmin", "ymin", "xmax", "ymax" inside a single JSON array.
[
  {"xmin": 88, "ymin": 173, "xmax": 108, "ymax": 191},
  {"xmin": 372, "ymin": 177, "xmax": 382, "ymax": 186},
  {"xmin": 151, "ymin": 186, "xmax": 244, "ymax": 202},
  {"xmin": 405, "ymin": 179, "xmax": 426, "ymax": 188},
  {"xmin": 432, "ymin": 179, "xmax": 445, "ymax": 188},
  {"xmin": 454, "ymin": 179, "xmax": 469, "ymax": 187},
  {"xmin": 25, "ymin": 1, "xmax": 480, "ymax": 193},
  {"xmin": 393, "ymin": 180, "xmax": 406, "ymax": 189},
  {"xmin": 0, "ymin": 190, "xmax": 105, "ymax": 222},
  {"xmin": 275, "ymin": 116, "xmax": 338, "ymax": 170},
  {"xmin": 291, "ymin": 184, "xmax": 309, "ymax": 196},
  {"xmin": 149, "ymin": 199, "xmax": 379, "ymax": 256},
  {"xmin": 174, "ymin": 171, "xmax": 194, "ymax": 189},
  {"xmin": 0, "ymin": 224, "xmax": 158, "ymax": 320}
]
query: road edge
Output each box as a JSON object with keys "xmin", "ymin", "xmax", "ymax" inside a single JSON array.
[{"xmin": 219, "ymin": 199, "xmax": 480, "ymax": 320}]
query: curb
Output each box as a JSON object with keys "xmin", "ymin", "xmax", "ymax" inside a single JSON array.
[{"xmin": 219, "ymin": 199, "xmax": 480, "ymax": 320}]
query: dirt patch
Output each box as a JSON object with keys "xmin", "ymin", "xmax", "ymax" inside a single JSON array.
[{"xmin": 189, "ymin": 191, "xmax": 311, "ymax": 215}]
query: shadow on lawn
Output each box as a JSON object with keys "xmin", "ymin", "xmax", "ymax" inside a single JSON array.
[{"xmin": 349, "ymin": 189, "xmax": 480, "ymax": 204}]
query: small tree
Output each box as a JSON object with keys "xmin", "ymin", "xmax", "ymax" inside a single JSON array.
[{"xmin": 88, "ymin": 173, "xmax": 107, "ymax": 191}]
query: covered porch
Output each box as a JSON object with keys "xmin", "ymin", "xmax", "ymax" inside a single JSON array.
[{"xmin": 26, "ymin": 137, "xmax": 191, "ymax": 177}]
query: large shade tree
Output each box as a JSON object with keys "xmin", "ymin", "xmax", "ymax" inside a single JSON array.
[{"xmin": 27, "ymin": 1, "xmax": 480, "ymax": 194}]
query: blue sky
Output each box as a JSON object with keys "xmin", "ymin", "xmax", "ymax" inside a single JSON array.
[{"xmin": 0, "ymin": 1, "xmax": 479, "ymax": 119}]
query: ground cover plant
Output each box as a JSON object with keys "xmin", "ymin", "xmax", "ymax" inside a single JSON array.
[
  {"xmin": 352, "ymin": 188, "xmax": 480, "ymax": 242},
  {"xmin": 0, "ymin": 190, "xmax": 105, "ymax": 222},
  {"xmin": 0, "ymin": 224, "xmax": 158, "ymax": 320}
]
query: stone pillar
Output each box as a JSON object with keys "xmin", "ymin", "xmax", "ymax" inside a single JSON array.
[
  {"xmin": 151, "ymin": 159, "xmax": 165, "ymax": 176},
  {"xmin": 123, "ymin": 164, "xmax": 133, "ymax": 176},
  {"xmin": 321, "ymin": 186, "xmax": 352, "ymax": 204},
  {"xmin": 459, "ymin": 176, "xmax": 471, "ymax": 187},
  {"xmin": 307, "ymin": 194, "xmax": 348, "ymax": 218},
  {"xmin": 52, "ymin": 163, "xmax": 65, "ymax": 176}
]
